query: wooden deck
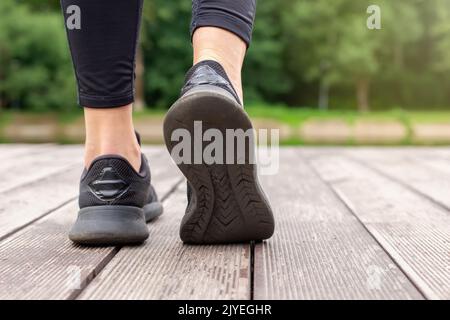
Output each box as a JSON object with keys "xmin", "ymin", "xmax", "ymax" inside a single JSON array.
[{"xmin": 0, "ymin": 145, "xmax": 449, "ymax": 300}]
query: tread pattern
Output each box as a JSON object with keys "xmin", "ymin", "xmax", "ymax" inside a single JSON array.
[
  {"xmin": 203, "ymin": 165, "xmax": 243, "ymax": 242},
  {"xmin": 181, "ymin": 163, "xmax": 274, "ymax": 244},
  {"xmin": 229, "ymin": 164, "xmax": 274, "ymax": 226},
  {"xmin": 179, "ymin": 165, "xmax": 214, "ymax": 243}
]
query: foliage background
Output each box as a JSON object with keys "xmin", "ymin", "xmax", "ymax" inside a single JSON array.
[{"xmin": 1, "ymin": 0, "xmax": 450, "ymax": 112}]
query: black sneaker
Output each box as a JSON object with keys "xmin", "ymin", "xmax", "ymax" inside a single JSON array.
[
  {"xmin": 163, "ymin": 60, "xmax": 275, "ymax": 244},
  {"xmin": 69, "ymin": 138, "xmax": 163, "ymax": 245}
]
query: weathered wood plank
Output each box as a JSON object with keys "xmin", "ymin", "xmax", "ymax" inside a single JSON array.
[
  {"xmin": 1, "ymin": 146, "xmax": 447, "ymax": 300},
  {"xmin": 0, "ymin": 148, "xmax": 181, "ymax": 299},
  {"xmin": 0, "ymin": 200, "xmax": 114, "ymax": 299},
  {"xmin": 0, "ymin": 145, "xmax": 84, "ymax": 193},
  {"xmin": 254, "ymin": 149, "xmax": 422, "ymax": 300},
  {"xmin": 0, "ymin": 145, "xmax": 84, "ymax": 240},
  {"xmin": 308, "ymin": 153, "xmax": 450, "ymax": 300},
  {"xmin": 0, "ymin": 144, "xmax": 54, "ymax": 161},
  {"xmin": 0, "ymin": 167, "xmax": 80, "ymax": 241},
  {"xmin": 0, "ymin": 147, "xmax": 168, "ymax": 241},
  {"xmin": 413, "ymin": 155, "xmax": 450, "ymax": 175},
  {"xmin": 345, "ymin": 148, "xmax": 450, "ymax": 211},
  {"xmin": 78, "ymin": 184, "xmax": 251, "ymax": 300}
]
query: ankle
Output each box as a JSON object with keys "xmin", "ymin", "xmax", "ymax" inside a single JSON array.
[
  {"xmin": 84, "ymin": 138, "xmax": 141, "ymax": 170},
  {"xmin": 193, "ymin": 27, "xmax": 246, "ymax": 102},
  {"xmin": 195, "ymin": 53, "xmax": 243, "ymax": 101},
  {"xmin": 83, "ymin": 104, "xmax": 142, "ymax": 171}
]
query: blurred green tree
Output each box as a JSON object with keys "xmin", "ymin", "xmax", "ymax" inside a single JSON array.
[
  {"xmin": 140, "ymin": 0, "xmax": 289, "ymax": 107},
  {"xmin": 432, "ymin": 0, "xmax": 450, "ymax": 105},
  {"xmin": 244, "ymin": 1, "xmax": 292, "ymax": 104},
  {"xmin": 282, "ymin": 0, "xmax": 424, "ymax": 111},
  {"xmin": 141, "ymin": 0, "xmax": 192, "ymax": 108},
  {"xmin": 1, "ymin": 0, "xmax": 450, "ymax": 111},
  {"xmin": 433, "ymin": 0, "xmax": 450, "ymax": 71},
  {"xmin": 0, "ymin": 0, "xmax": 76, "ymax": 110}
]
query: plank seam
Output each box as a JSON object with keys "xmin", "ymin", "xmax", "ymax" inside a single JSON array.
[
  {"xmin": 69, "ymin": 178, "xmax": 184, "ymax": 300},
  {"xmin": 347, "ymin": 154, "xmax": 450, "ymax": 214},
  {"xmin": 0, "ymin": 196, "xmax": 77, "ymax": 243},
  {"xmin": 304, "ymin": 155, "xmax": 427, "ymax": 300},
  {"xmin": 160, "ymin": 177, "xmax": 184, "ymax": 202},
  {"xmin": 409, "ymin": 155, "xmax": 450, "ymax": 173},
  {"xmin": 0, "ymin": 163, "xmax": 80, "ymax": 195},
  {"xmin": 0, "ymin": 149, "xmax": 169, "ymax": 242},
  {"xmin": 67, "ymin": 247, "xmax": 120, "ymax": 300},
  {"xmin": 250, "ymin": 241, "xmax": 255, "ymax": 300},
  {"xmin": 0, "ymin": 147, "xmax": 167, "ymax": 196}
]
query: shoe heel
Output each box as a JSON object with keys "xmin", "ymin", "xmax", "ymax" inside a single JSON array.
[{"xmin": 69, "ymin": 205, "xmax": 149, "ymax": 245}]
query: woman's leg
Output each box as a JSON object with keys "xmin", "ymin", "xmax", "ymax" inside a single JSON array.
[
  {"xmin": 163, "ymin": 0, "xmax": 274, "ymax": 244},
  {"xmin": 191, "ymin": 0, "xmax": 256, "ymax": 103},
  {"xmin": 83, "ymin": 105, "xmax": 140, "ymax": 172},
  {"xmin": 61, "ymin": 0, "xmax": 143, "ymax": 170},
  {"xmin": 192, "ymin": 28, "xmax": 246, "ymax": 102},
  {"xmin": 61, "ymin": 0, "xmax": 162, "ymax": 245}
]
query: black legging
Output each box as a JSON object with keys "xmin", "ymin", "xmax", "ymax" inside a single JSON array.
[{"xmin": 60, "ymin": 0, "xmax": 256, "ymax": 108}]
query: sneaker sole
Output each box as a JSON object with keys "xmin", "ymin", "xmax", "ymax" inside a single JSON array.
[
  {"xmin": 69, "ymin": 205, "xmax": 149, "ymax": 245},
  {"xmin": 163, "ymin": 86, "xmax": 275, "ymax": 244},
  {"xmin": 144, "ymin": 202, "xmax": 164, "ymax": 222}
]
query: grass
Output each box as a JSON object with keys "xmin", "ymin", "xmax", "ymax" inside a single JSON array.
[
  {"xmin": 245, "ymin": 106, "xmax": 449, "ymax": 146},
  {"xmin": 245, "ymin": 105, "xmax": 450, "ymax": 125},
  {"xmin": 1, "ymin": 106, "xmax": 450, "ymax": 145},
  {"xmin": 5, "ymin": 105, "xmax": 448, "ymax": 125}
]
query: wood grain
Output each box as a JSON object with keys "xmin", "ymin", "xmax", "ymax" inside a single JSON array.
[
  {"xmin": 345, "ymin": 148, "xmax": 450, "ymax": 211},
  {"xmin": 0, "ymin": 146, "xmax": 449, "ymax": 300},
  {"xmin": 0, "ymin": 145, "xmax": 83, "ymax": 193},
  {"xmin": 0, "ymin": 166, "xmax": 80, "ymax": 241},
  {"xmin": 78, "ymin": 184, "xmax": 251, "ymax": 300},
  {"xmin": 308, "ymin": 152, "xmax": 450, "ymax": 299},
  {"xmin": 0, "ymin": 200, "xmax": 115, "ymax": 299},
  {"xmin": 254, "ymin": 149, "xmax": 422, "ymax": 300},
  {"xmin": 0, "ymin": 147, "xmax": 168, "ymax": 241},
  {"xmin": 0, "ymin": 144, "xmax": 54, "ymax": 161},
  {"xmin": 0, "ymin": 149, "xmax": 181, "ymax": 299}
]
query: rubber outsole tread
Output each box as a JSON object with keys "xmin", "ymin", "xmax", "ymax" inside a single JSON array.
[{"xmin": 163, "ymin": 88, "xmax": 275, "ymax": 244}]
